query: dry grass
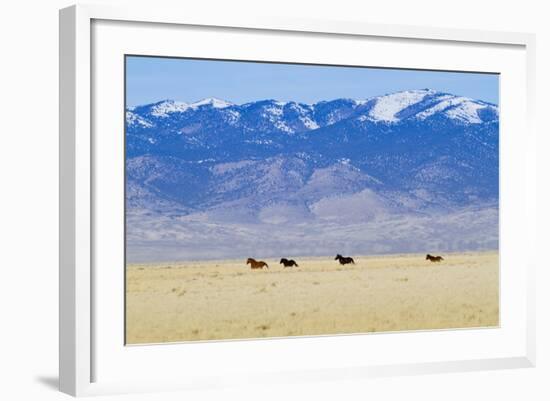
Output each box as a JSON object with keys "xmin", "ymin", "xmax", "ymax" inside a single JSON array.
[{"xmin": 126, "ymin": 251, "xmax": 499, "ymax": 344}]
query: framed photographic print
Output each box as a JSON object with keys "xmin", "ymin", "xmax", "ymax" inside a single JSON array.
[
  {"xmin": 124, "ymin": 56, "xmax": 501, "ymax": 344},
  {"xmin": 59, "ymin": 4, "xmax": 536, "ymax": 396}
]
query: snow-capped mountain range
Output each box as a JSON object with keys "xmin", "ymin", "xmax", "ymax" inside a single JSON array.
[
  {"xmin": 125, "ymin": 89, "xmax": 499, "ymax": 262},
  {"xmin": 127, "ymin": 89, "xmax": 497, "ymax": 135}
]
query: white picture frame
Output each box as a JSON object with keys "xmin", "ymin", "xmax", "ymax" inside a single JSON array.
[{"xmin": 59, "ymin": 4, "xmax": 536, "ymax": 397}]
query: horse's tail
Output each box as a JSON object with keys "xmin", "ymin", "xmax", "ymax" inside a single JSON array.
[
  {"xmin": 351, "ymin": 258, "xmax": 355, "ymax": 264},
  {"xmin": 265, "ymin": 263, "xmax": 269, "ymax": 269}
]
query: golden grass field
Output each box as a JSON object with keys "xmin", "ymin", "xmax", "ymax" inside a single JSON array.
[{"xmin": 126, "ymin": 251, "xmax": 499, "ymax": 344}]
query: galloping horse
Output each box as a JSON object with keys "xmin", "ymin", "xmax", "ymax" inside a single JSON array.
[
  {"xmin": 426, "ymin": 254, "xmax": 444, "ymax": 262},
  {"xmin": 280, "ymin": 258, "xmax": 299, "ymax": 267},
  {"xmin": 246, "ymin": 258, "xmax": 269, "ymax": 269},
  {"xmin": 335, "ymin": 254, "xmax": 355, "ymax": 265}
]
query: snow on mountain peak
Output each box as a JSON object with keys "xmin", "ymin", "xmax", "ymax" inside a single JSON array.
[
  {"xmin": 126, "ymin": 111, "xmax": 154, "ymax": 128},
  {"xmin": 258, "ymin": 101, "xmax": 320, "ymax": 133},
  {"xmin": 148, "ymin": 98, "xmax": 233, "ymax": 117},
  {"xmin": 416, "ymin": 94, "xmax": 498, "ymax": 124},
  {"xmin": 150, "ymin": 100, "xmax": 191, "ymax": 117},
  {"xmin": 368, "ymin": 89, "xmax": 435, "ymax": 122},
  {"xmin": 415, "ymin": 94, "xmax": 460, "ymax": 120},
  {"xmin": 190, "ymin": 97, "xmax": 233, "ymax": 109},
  {"xmin": 444, "ymin": 100, "xmax": 491, "ymax": 124}
]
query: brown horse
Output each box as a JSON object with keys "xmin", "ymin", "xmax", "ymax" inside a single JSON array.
[
  {"xmin": 426, "ymin": 254, "xmax": 444, "ymax": 262},
  {"xmin": 246, "ymin": 258, "xmax": 269, "ymax": 269}
]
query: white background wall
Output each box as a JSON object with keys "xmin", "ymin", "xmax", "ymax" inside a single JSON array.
[{"xmin": 0, "ymin": 0, "xmax": 548, "ymax": 399}]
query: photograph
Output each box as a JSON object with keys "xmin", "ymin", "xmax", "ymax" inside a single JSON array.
[{"xmin": 124, "ymin": 56, "xmax": 500, "ymax": 344}]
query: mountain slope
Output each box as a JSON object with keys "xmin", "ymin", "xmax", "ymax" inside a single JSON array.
[{"xmin": 125, "ymin": 89, "xmax": 499, "ymax": 261}]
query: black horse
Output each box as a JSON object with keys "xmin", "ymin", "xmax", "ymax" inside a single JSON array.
[
  {"xmin": 335, "ymin": 254, "xmax": 355, "ymax": 265},
  {"xmin": 426, "ymin": 254, "xmax": 444, "ymax": 262},
  {"xmin": 280, "ymin": 258, "xmax": 299, "ymax": 267}
]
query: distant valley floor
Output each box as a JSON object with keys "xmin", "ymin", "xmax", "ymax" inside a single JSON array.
[{"xmin": 126, "ymin": 205, "xmax": 499, "ymax": 263}]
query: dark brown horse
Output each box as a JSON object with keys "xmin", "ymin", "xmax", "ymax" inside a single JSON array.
[
  {"xmin": 335, "ymin": 254, "xmax": 355, "ymax": 265},
  {"xmin": 246, "ymin": 258, "xmax": 269, "ymax": 269},
  {"xmin": 280, "ymin": 258, "xmax": 299, "ymax": 267},
  {"xmin": 426, "ymin": 254, "xmax": 444, "ymax": 262}
]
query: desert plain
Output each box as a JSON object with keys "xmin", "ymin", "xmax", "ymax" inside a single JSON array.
[{"xmin": 126, "ymin": 251, "xmax": 499, "ymax": 344}]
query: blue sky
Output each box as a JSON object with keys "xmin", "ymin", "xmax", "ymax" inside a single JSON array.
[{"xmin": 126, "ymin": 56, "xmax": 499, "ymax": 107}]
